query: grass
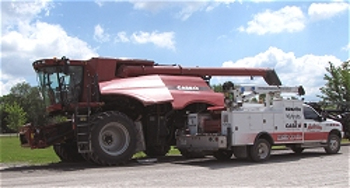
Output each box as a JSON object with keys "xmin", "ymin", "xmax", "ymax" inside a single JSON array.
[
  {"xmin": 0, "ymin": 136, "xmax": 60, "ymax": 164},
  {"xmin": 0, "ymin": 136, "xmax": 180, "ymax": 164},
  {"xmin": 1, "ymin": 136, "xmax": 349, "ymax": 165}
]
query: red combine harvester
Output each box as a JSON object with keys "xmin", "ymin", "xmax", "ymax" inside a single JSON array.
[{"xmin": 20, "ymin": 56, "xmax": 281, "ymax": 165}]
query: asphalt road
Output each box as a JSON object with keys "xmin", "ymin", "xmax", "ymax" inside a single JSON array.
[{"xmin": 1, "ymin": 146, "xmax": 349, "ymax": 187}]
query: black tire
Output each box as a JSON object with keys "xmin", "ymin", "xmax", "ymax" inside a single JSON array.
[
  {"xmin": 250, "ymin": 139, "xmax": 271, "ymax": 162},
  {"xmin": 290, "ymin": 145, "xmax": 304, "ymax": 154},
  {"xmin": 324, "ymin": 134, "xmax": 341, "ymax": 154},
  {"xmin": 213, "ymin": 150, "xmax": 233, "ymax": 161},
  {"xmin": 89, "ymin": 111, "xmax": 137, "ymax": 165},
  {"xmin": 179, "ymin": 149, "xmax": 205, "ymax": 159},
  {"xmin": 53, "ymin": 142, "xmax": 85, "ymax": 162},
  {"xmin": 144, "ymin": 145, "xmax": 170, "ymax": 157},
  {"xmin": 81, "ymin": 153, "xmax": 96, "ymax": 164}
]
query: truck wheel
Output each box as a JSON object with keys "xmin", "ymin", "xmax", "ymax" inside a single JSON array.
[
  {"xmin": 250, "ymin": 139, "xmax": 271, "ymax": 162},
  {"xmin": 324, "ymin": 134, "xmax": 341, "ymax": 154},
  {"xmin": 213, "ymin": 150, "xmax": 233, "ymax": 161},
  {"xmin": 179, "ymin": 149, "xmax": 205, "ymax": 159},
  {"xmin": 290, "ymin": 145, "xmax": 304, "ymax": 154},
  {"xmin": 90, "ymin": 111, "xmax": 137, "ymax": 165},
  {"xmin": 53, "ymin": 142, "xmax": 84, "ymax": 162},
  {"xmin": 144, "ymin": 145, "xmax": 170, "ymax": 157}
]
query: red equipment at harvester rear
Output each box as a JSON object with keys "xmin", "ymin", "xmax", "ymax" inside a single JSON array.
[{"xmin": 20, "ymin": 56, "xmax": 281, "ymax": 165}]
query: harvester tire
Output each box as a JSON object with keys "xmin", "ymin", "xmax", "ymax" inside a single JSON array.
[
  {"xmin": 53, "ymin": 142, "xmax": 84, "ymax": 162},
  {"xmin": 90, "ymin": 111, "xmax": 137, "ymax": 165}
]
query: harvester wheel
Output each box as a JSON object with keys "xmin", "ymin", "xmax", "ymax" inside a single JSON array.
[
  {"xmin": 53, "ymin": 142, "xmax": 84, "ymax": 162},
  {"xmin": 90, "ymin": 111, "xmax": 137, "ymax": 165}
]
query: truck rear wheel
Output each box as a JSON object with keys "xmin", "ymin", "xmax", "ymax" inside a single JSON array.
[
  {"xmin": 53, "ymin": 142, "xmax": 84, "ymax": 162},
  {"xmin": 324, "ymin": 134, "xmax": 341, "ymax": 154},
  {"xmin": 213, "ymin": 150, "xmax": 233, "ymax": 161},
  {"xmin": 90, "ymin": 111, "xmax": 137, "ymax": 165},
  {"xmin": 250, "ymin": 139, "xmax": 271, "ymax": 162}
]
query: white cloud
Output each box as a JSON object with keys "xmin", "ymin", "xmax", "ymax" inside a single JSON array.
[
  {"xmin": 1, "ymin": 1, "xmax": 98, "ymax": 96},
  {"xmin": 114, "ymin": 31, "xmax": 175, "ymax": 50},
  {"xmin": 342, "ymin": 43, "xmax": 350, "ymax": 51},
  {"xmin": 132, "ymin": 1, "xmax": 170, "ymax": 12},
  {"xmin": 132, "ymin": 31, "xmax": 176, "ymax": 50},
  {"xmin": 238, "ymin": 6, "xmax": 305, "ymax": 35},
  {"xmin": 93, "ymin": 24, "xmax": 110, "ymax": 43},
  {"xmin": 308, "ymin": 2, "xmax": 350, "ymax": 21},
  {"xmin": 221, "ymin": 47, "xmax": 342, "ymax": 101},
  {"xmin": 130, "ymin": 1, "xmax": 237, "ymax": 21},
  {"xmin": 0, "ymin": 72, "xmax": 26, "ymax": 96},
  {"xmin": 1, "ymin": 0, "xmax": 53, "ymax": 29},
  {"xmin": 115, "ymin": 31, "xmax": 130, "ymax": 43}
]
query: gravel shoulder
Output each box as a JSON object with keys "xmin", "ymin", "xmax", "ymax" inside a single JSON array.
[{"xmin": 1, "ymin": 146, "xmax": 349, "ymax": 187}]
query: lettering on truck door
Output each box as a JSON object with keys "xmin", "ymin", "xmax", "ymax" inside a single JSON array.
[
  {"xmin": 303, "ymin": 105, "xmax": 328, "ymax": 142},
  {"xmin": 273, "ymin": 101, "xmax": 304, "ymax": 144}
]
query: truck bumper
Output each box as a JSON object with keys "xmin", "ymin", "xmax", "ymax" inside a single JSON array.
[{"xmin": 176, "ymin": 135, "xmax": 227, "ymax": 151}]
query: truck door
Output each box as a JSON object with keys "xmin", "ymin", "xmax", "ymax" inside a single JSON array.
[
  {"xmin": 303, "ymin": 105, "xmax": 327, "ymax": 142},
  {"xmin": 274, "ymin": 101, "xmax": 304, "ymax": 144}
]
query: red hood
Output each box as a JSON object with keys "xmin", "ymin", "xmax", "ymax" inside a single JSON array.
[{"xmin": 99, "ymin": 75, "xmax": 224, "ymax": 109}]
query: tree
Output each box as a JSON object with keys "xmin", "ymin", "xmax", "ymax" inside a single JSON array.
[
  {"xmin": 0, "ymin": 82, "xmax": 47, "ymax": 128},
  {"xmin": 319, "ymin": 61, "xmax": 350, "ymax": 110},
  {"xmin": 211, "ymin": 84, "xmax": 223, "ymax": 93},
  {"xmin": 4, "ymin": 102, "xmax": 27, "ymax": 133}
]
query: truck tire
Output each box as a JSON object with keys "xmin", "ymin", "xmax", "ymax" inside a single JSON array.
[
  {"xmin": 324, "ymin": 134, "xmax": 341, "ymax": 154},
  {"xmin": 89, "ymin": 111, "xmax": 137, "ymax": 165},
  {"xmin": 53, "ymin": 142, "xmax": 84, "ymax": 162},
  {"xmin": 179, "ymin": 149, "xmax": 205, "ymax": 159},
  {"xmin": 144, "ymin": 145, "xmax": 170, "ymax": 157},
  {"xmin": 290, "ymin": 145, "xmax": 304, "ymax": 154},
  {"xmin": 250, "ymin": 139, "xmax": 271, "ymax": 162},
  {"xmin": 213, "ymin": 150, "xmax": 233, "ymax": 161}
]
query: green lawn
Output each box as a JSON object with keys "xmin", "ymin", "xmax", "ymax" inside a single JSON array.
[
  {"xmin": 0, "ymin": 136, "xmax": 180, "ymax": 164},
  {"xmin": 1, "ymin": 136, "xmax": 349, "ymax": 165},
  {"xmin": 0, "ymin": 136, "xmax": 60, "ymax": 164}
]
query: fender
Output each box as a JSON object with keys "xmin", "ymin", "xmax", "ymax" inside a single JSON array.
[{"xmin": 254, "ymin": 132, "xmax": 274, "ymax": 145}]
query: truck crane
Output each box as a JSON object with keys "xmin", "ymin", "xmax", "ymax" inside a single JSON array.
[
  {"xmin": 176, "ymin": 82, "xmax": 343, "ymax": 162},
  {"xmin": 19, "ymin": 56, "xmax": 282, "ymax": 165}
]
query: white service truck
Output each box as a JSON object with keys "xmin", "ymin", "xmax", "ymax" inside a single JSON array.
[{"xmin": 176, "ymin": 82, "xmax": 343, "ymax": 162}]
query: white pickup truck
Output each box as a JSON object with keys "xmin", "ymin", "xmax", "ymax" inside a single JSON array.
[{"xmin": 176, "ymin": 83, "xmax": 343, "ymax": 162}]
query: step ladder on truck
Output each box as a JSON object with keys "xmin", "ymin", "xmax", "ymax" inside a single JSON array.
[{"xmin": 176, "ymin": 82, "xmax": 344, "ymax": 162}]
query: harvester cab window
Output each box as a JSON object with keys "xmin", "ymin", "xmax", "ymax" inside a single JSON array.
[{"xmin": 37, "ymin": 66, "xmax": 83, "ymax": 107}]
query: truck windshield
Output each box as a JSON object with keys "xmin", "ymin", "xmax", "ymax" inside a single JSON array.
[{"xmin": 37, "ymin": 66, "xmax": 83, "ymax": 107}]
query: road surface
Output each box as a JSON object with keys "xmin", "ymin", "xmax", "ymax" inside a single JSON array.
[{"xmin": 1, "ymin": 146, "xmax": 349, "ymax": 187}]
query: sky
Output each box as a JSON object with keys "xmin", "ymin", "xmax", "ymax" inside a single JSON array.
[{"xmin": 1, "ymin": 0, "xmax": 349, "ymax": 101}]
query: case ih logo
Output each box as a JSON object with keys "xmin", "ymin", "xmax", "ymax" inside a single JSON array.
[{"xmin": 176, "ymin": 85, "xmax": 200, "ymax": 91}]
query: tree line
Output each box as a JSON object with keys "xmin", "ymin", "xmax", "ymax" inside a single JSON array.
[{"xmin": 1, "ymin": 60, "xmax": 349, "ymax": 133}]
